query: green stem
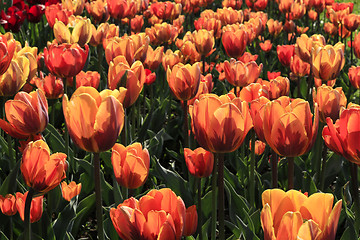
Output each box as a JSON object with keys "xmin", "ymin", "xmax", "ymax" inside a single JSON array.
[
  {"xmin": 319, "ymin": 141, "xmax": 327, "ymax": 191},
  {"xmin": 197, "ymin": 178, "xmax": 203, "ymax": 240},
  {"xmin": 350, "ymin": 163, "xmax": 360, "ymax": 232},
  {"xmin": 7, "ymin": 134, "xmax": 14, "ymax": 169},
  {"xmin": 93, "ymin": 152, "xmax": 105, "ymax": 240},
  {"xmin": 217, "ymin": 153, "xmax": 225, "ymax": 240},
  {"xmin": 183, "ymin": 101, "xmax": 189, "ymax": 148},
  {"xmin": 211, "ymin": 154, "xmax": 218, "ymax": 240},
  {"xmin": 249, "ymin": 130, "xmax": 256, "ymax": 207},
  {"xmin": 297, "ymin": 76, "xmax": 301, "ymax": 98},
  {"xmin": 24, "ymin": 188, "xmax": 35, "ymax": 240},
  {"xmin": 288, "ymin": 156, "xmax": 294, "ymax": 189},
  {"xmin": 9, "ymin": 216, "xmax": 13, "ymax": 240},
  {"xmin": 97, "ymin": 46, "xmax": 104, "ymax": 90},
  {"xmin": 122, "ymin": 186, "xmax": 128, "ymax": 201},
  {"xmin": 271, "ymin": 149, "xmax": 278, "ymax": 188}
]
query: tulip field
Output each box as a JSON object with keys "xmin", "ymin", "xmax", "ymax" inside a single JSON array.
[{"xmin": 1, "ymin": 0, "xmax": 360, "ymax": 239}]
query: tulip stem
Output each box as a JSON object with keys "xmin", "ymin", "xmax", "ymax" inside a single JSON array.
[
  {"xmin": 217, "ymin": 153, "xmax": 225, "ymax": 240},
  {"xmin": 288, "ymin": 156, "xmax": 294, "ymax": 189},
  {"xmin": 250, "ymin": 131, "xmax": 256, "ymax": 207},
  {"xmin": 319, "ymin": 141, "xmax": 328, "ymax": 191},
  {"xmin": 211, "ymin": 154, "xmax": 218, "ymax": 240},
  {"xmin": 93, "ymin": 152, "xmax": 105, "ymax": 240},
  {"xmin": 197, "ymin": 178, "xmax": 203, "ymax": 240},
  {"xmin": 350, "ymin": 163, "xmax": 360, "ymax": 232},
  {"xmin": 24, "ymin": 188, "xmax": 35, "ymax": 240},
  {"xmin": 122, "ymin": 187, "xmax": 128, "ymax": 201},
  {"xmin": 183, "ymin": 101, "xmax": 189, "ymax": 148},
  {"xmin": 271, "ymin": 150, "xmax": 278, "ymax": 188}
]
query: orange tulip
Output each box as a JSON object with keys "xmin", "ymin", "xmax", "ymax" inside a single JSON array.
[
  {"xmin": 108, "ymin": 56, "xmax": 145, "ymax": 108},
  {"xmin": 238, "ymin": 52, "xmax": 258, "ymax": 63},
  {"xmin": 277, "ymin": 45, "xmax": 295, "ymax": 67},
  {"xmin": 313, "ymin": 85, "xmax": 347, "ymax": 123},
  {"xmin": 0, "ymin": 55, "xmax": 30, "ymax": 96},
  {"xmin": 183, "ymin": 205, "xmax": 198, "ymax": 236},
  {"xmin": 167, "ymin": 62, "xmax": 201, "ymax": 101},
  {"xmin": 63, "ymin": 87, "xmax": 125, "ymax": 153},
  {"xmin": 239, "ymin": 83, "xmax": 269, "ymax": 102},
  {"xmin": 162, "ymin": 49, "xmax": 183, "ymax": 71},
  {"xmin": 107, "ymin": 0, "xmax": 136, "ymax": 20},
  {"xmin": 222, "ymin": 29, "xmax": 248, "ymax": 58},
  {"xmin": 184, "ymin": 147, "xmax": 214, "ymax": 178},
  {"xmin": 0, "ymin": 90, "xmax": 48, "ymax": 139},
  {"xmin": 311, "ymin": 42, "xmax": 345, "ymax": 81},
  {"xmin": 259, "ymin": 40, "xmax": 272, "ymax": 52},
  {"xmin": 343, "ymin": 13, "xmax": 360, "ymax": 31},
  {"xmin": 0, "ymin": 194, "xmax": 17, "ymax": 216},
  {"xmin": 267, "ymin": 19, "xmax": 283, "ymax": 37},
  {"xmin": 111, "ymin": 143, "xmax": 150, "ymax": 189},
  {"xmin": 85, "ymin": 0, "xmax": 109, "ymax": 24},
  {"xmin": 131, "ymin": 15, "xmax": 144, "ymax": 34},
  {"xmin": 222, "ymin": 0, "xmax": 242, "ymax": 9},
  {"xmin": 250, "ymin": 96, "xmax": 270, "ymax": 142},
  {"xmin": 71, "ymin": 70, "xmax": 100, "ymax": 89},
  {"xmin": 110, "ymin": 188, "xmax": 186, "ymax": 240},
  {"xmin": 144, "ymin": 46, "xmax": 164, "ymax": 71},
  {"xmin": 260, "ymin": 76, "xmax": 290, "ymax": 100},
  {"xmin": 62, "ymin": 0, "xmax": 85, "ymax": 15},
  {"xmin": 354, "ymin": 31, "xmax": 360, "ymax": 59},
  {"xmin": 348, "ymin": 66, "xmax": 360, "ymax": 89},
  {"xmin": 193, "ymin": 29, "xmax": 215, "ymax": 57},
  {"xmin": 263, "ymin": 96, "xmax": 319, "ymax": 157},
  {"xmin": 190, "ymin": 93, "xmax": 253, "ymax": 153},
  {"xmin": 34, "ymin": 72, "xmax": 64, "ymax": 99},
  {"xmin": 194, "ymin": 17, "xmax": 222, "ymax": 39},
  {"xmin": 188, "ymin": 73, "xmax": 213, "ymax": 105},
  {"xmin": 145, "ymin": 22, "xmax": 179, "ymax": 46},
  {"xmin": 0, "ymin": 35, "xmax": 16, "ymax": 75},
  {"xmin": 295, "ymin": 34, "xmax": 326, "ymax": 63},
  {"xmin": 44, "ymin": 42, "xmax": 89, "ymax": 78},
  {"xmin": 322, "ymin": 105, "xmax": 360, "ymax": 164},
  {"xmin": 267, "ymin": 71, "xmax": 281, "ymax": 80},
  {"xmin": 61, "ymin": 181, "xmax": 82, "ymax": 201},
  {"xmin": 249, "ymin": 140, "xmax": 266, "ymax": 155},
  {"xmin": 89, "ymin": 23, "xmax": 110, "ymax": 46},
  {"xmin": 21, "ymin": 140, "xmax": 67, "ymax": 193},
  {"xmin": 224, "ymin": 58, "xmax": 263, "ymax": 88},
  {"xmin": 290, "ymin": 54, "xmax": 310, "ymax": 77},
  {"xmin": 261, "ymin": 189, "xmax": 342, "ymax": 240},
  {"xmin": 314, "ymin": 77, "xmax": 336, "ymax": 88},
  {"xmin": 45, "ymin": 3, "xmax": 73, "ymax": 28},
  {"xmin": 16, "ymin": 192, "xmax": 43, "ymax": 223}
]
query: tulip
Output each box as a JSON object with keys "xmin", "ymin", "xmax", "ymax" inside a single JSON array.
[
  {"xmin": 259, "ymin": 40, "xmax": 272, "ymax": 52},
  {"xmin": 194, "ymin": 17, "xmax": 222, "ymax": 39},
  {"xmin": 245, "ymin": 0, "xmax": 268, "ymax": 11},
  {"xmin": 15, "ymin": 192, "xmax": 43, "ymax": 223},
  {"xmin": 85, "ymin": 0, "xmax": 109, "ymax": 24},
  {"xmin": 354, "ymin": 32, "xmax": 360, "ymax": 59},
  {"xmin": 239, "ymin": 83, "xmax": 269, "ymax": 102},
  {"xmin": 238, "ymin": 52, "xmax": 258, "ymax": 63},
  {"xmin": 277, "ymin": 45, "xmax": 295, "ymax": 67},
  {"xmin": 27, "ymin": 5, "xmax": 45, "ymax": 23},
  {"xmin": 0, "ymin": 35, "xmax": 16, "ymax": 75},
  {"xmin": 111, "ymin": 143, "xmax": 150, "ymax": 189},
  {"xmin": 0, "ymin": 90, "xmax": 48, "ymax": 138},
  {"xmin": 314, "ymin": 77, "xmax": 336, "ymax": 88},
  {"xmin": 89, "ymin": 23, "xmax": 110, "ymax": 46},
  {"xmin": 295, "ymin": 34, "xmax": 326, "ymax": 63},
  {"xmin": 63, "ymin": 86, "xmax": 125, "ymax": 153},
  {"xmin": 0, "ymin": 55, "xmax": 30, "ymax": 96},
  {"xmin": 267, "ymin": 71, "xmax": 281, "ymax": 80},
  {"xmin": 167, "ymin": 62, "xmax": 201, "ymax": 101},
  {"xmin": 107, "ymin": 0, "xmax": 136, "ymax": 20},
  {"xmin": 224, "ymin": 58, "xmax": 263, "ymax": 88},
  {"xmin": 265, "ymin": 76, "xmax": 290, "ymax": 100},
  {"xmin": 313, "ymin": 85, "xmax": 347, "ymax": 123},
  {"xmin": 53, "ymin": 15, "xmax": 92, "ymax": 47},
  {"xmin": 193, "ymin": 29, "xmax": 215, "ymax": 57},
  {"xmin": 190, "ymin": 93, "xmax": 253, "ymax": 153},
  {"xmin": 184, "ymin": 147, "xmax": 214, "ymax": 178},
  {"xmin": 249, "ymin": 140, "xmax": 266, "ymax": 155},
  {"xmin": 108, "ymin": 56, "xmax": 145, "ymax": 108},
  {"xmin": 261, "ymin": 189, "xmax": 342, "ymax": 240},
  {"xmin": 0, "ymin": 194, "xmax": 17, "ymax": 216},
  {"xmin": 162, "ymin": 49, "xmax": 183, "ymax": 71},
  {"xmin": 34, "ymin": 73, "xmax": 64, "ymax": 99},
  {"xmin": 21, "ymin": 140, "xmax": 67, "ymax": 193},
  {"xmin": 144, "ymin": 69, "xmax": 156, "ymax": 85},
  {"xmin": 61, "ymin": 181, "xmax": 82, "ymax": 201},
  {"xmin": 145, "ymin": 22, "xmax": 179, "ymax": 46},
  {"xmin": 15, "ymin": 45, "xmax": 38, "ymax": 83},
  {"xmin": 110, "ymin": 188, "xmax": 186, "ymax": 240},
  {"xmin": 311, "ymin": 42, "xmax": 345, "ymax": 82},
  {"xmin": 144, "ymin": 46, "xmax": 164, "ymax": 71},
  {"xmin": 343, "ymin": 13, "xmax": 360, "ymax": 31},
  {"xmin": 222, "ymin": 29, "xmax": 248, "ymax": 58},
  {"xmin": 263, "ymin": 96, "xmax": 319, "ymax": 157},
  {"xmin": 62, "ymin": 0, "xmax": 85, "ymax": 15},
  {"xmin": 290, "ymin": 54, "xmax": 310, "ymax": 77},
  {"xmin": 267, "ymin": 19, "xmax": 283, "ymax": 37},
  {"xmin": 348, "ymin": 66, "xmax": 360, "ymax": 89},
  {"xmin": 45, "ymin": 3, "xmax": 73, "ymax": 28},
  {"xmin": 322, "ymin": 105, "xmax": 360, "ymax": 164},
  {"xmin": 44, "ymin": 42, "xmax": 89, "ymax": 78},
  {"xmin": 72, "ymin": 70, "xmax": 100, "ymax": 89},
  {"xmin": 183, "ymin": 205, "xmax": 198, "ymax": 236}
]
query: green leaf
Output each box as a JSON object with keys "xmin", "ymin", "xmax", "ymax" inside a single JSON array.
[
  {"xmin": 0, "ymin": 231, "xmax": 9, "ymax": 240},
  {"xmin": 71, "ymin": 193, "xmax": 96, "ymax": 236},
  {"xmin": 0, "ymin": 159, "xmax": 20, "ymax": 195},
  {"xmin": 53, "ymin": 201, "xmax": 77, "ymax": 240}
]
